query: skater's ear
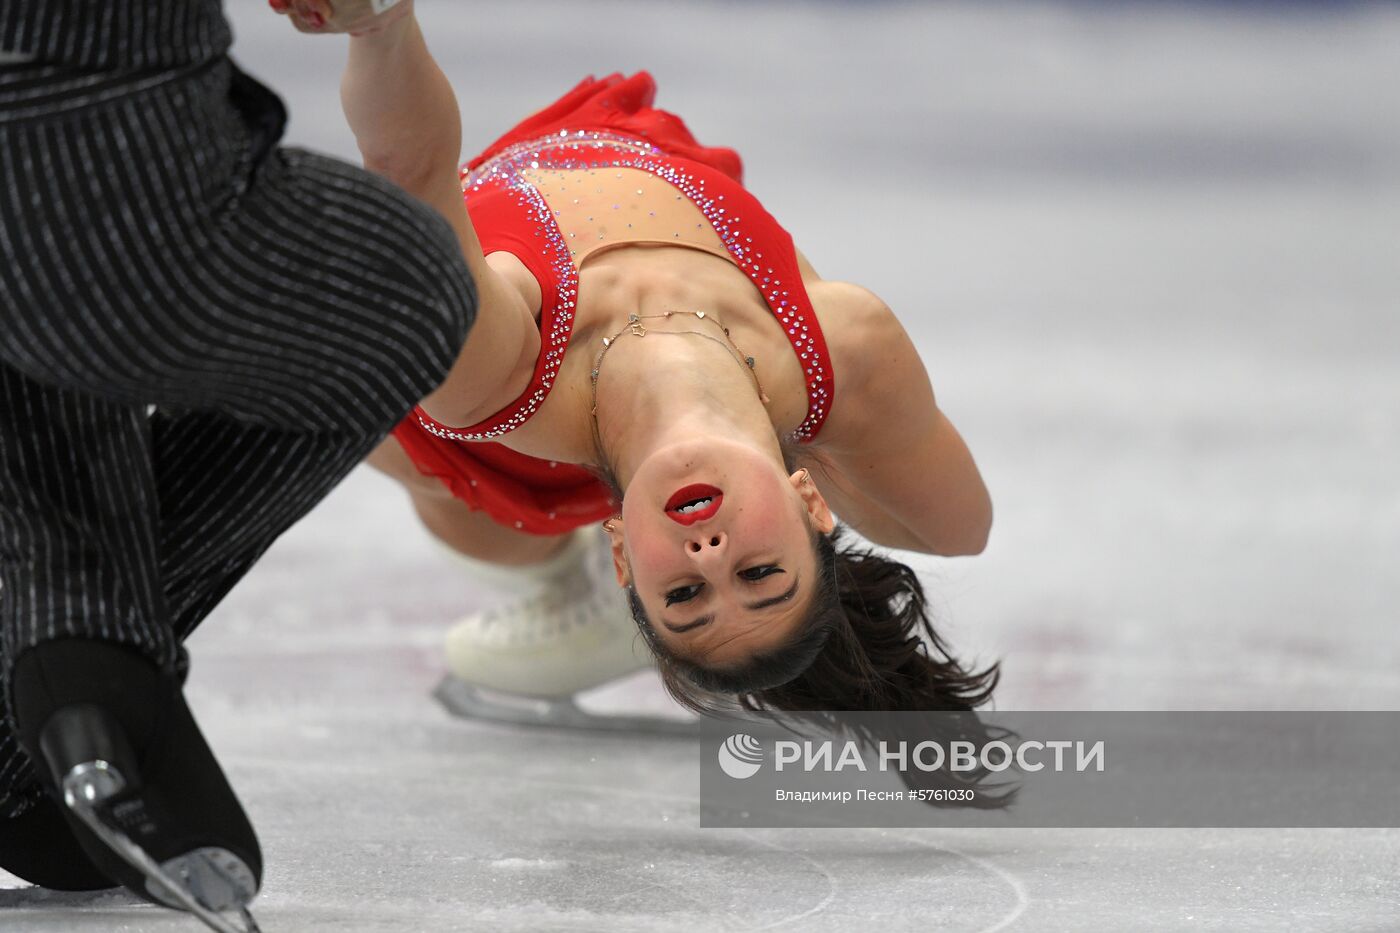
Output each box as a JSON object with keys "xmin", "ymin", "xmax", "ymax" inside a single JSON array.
[
  {"xmin": 602, "ymin": 518, "xmax": 630, "ymax": 587},
  {"xmin": 789, "ymin": 467, "xmax": 835, "ymax": 535}
]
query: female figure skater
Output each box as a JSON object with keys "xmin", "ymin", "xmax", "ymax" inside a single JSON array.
[{"xmin": 283, "ymin": 0, "xmax": 997, "ymax": 724}]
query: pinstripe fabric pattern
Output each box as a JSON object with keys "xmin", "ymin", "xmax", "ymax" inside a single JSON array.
[
  {"xmin": 2, "ymin": 62, "xmax": 472, "ymax": 435},
  {"xmin": 0, "ymin": 15, "xmax": 477, "ymax": 816},
  {"xmin": 0, "ymin": 1, "xmax": 231, "ymax": 120},
  {"xmin": 0, "ymin": 374, "xmax": 390, "ymax": 815},
  {"xmin": 0, "ymin": 1, "xmax": 229, "ymax": 71}
]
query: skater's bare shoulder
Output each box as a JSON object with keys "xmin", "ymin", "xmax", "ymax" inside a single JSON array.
[
  {"xmin": 801, "ymin": 276, "xmax": 911, "ymax": 451},
  {"xmin": 800, "ymin": 281, "xmax": 993, "ymax": 557}
]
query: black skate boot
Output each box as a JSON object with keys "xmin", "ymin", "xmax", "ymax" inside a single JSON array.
[{"xmin": 11, "ymin": 639, "xmax": 262, "ymax": 932}]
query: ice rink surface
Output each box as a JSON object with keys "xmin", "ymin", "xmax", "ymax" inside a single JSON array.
[{"xmin": 3, "ymin": 0, "xmax": 1400, "ymax": 929}]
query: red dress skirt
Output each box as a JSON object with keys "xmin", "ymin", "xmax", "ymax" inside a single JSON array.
[{"xmin": 389, "ymin": 73, "xmax": 744, "ymax": 536}]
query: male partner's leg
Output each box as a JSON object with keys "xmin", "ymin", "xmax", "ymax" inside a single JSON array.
[
  {"xmin": 0, "ymin": 304, "xmax": 468, "ymax": 890},
  {"xmin": 0, "ymin": 387, "xmax": 423, "ymax": 888},
  {"xmin": 0, "ymin": 64, "xmax": 475, "ymax": 682},
  {"xmin": 0, "ymin": 61, "xmax": 475, "ymax": 438},
  {"xmin": 150, "ymin": 410, "xmax": 378, "ymax": 643},
  {"xmin": 139, "ymin": 135, "xmax": 484, "ymax": 633},
  {"xmin": 0, "ymin": 70, "xmax": 476, "ymax": 888},
  {"xmin": 0, "ymin": 363, "xmax": 176, "ymax": 888}
]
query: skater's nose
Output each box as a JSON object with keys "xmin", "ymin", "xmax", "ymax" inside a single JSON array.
[{"xmin": 684, "ymin": 529, "xmax": 727, "ymax": 566}]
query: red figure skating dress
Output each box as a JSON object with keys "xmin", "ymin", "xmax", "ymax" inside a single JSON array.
[{"xmin": 391, "ymin": 72, "xmax": 835, "ymax": 534}]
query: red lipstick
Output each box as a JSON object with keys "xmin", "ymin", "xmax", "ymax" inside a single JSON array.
[{"xmin": 664, "ymin": 484, "xmax": 723, "ymax": 526}]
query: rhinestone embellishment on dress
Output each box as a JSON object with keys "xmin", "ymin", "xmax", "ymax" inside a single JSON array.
[{"xmin": 415, "ymin": 129, "xmax": 831, "ymax": 444}]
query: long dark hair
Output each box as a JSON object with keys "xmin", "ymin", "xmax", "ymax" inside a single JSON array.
[
  {"xmin": 630, "ymin": 525, "xmax": 1013, "ymax": 802},
  {"xmin": 626, "ymin": 524, "xmax": 999, "ymax": 717}
]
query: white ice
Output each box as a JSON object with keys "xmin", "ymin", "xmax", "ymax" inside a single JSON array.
[{"xmin": 3, "ymin": 0, "xmax": 1399, "ymax": 929}]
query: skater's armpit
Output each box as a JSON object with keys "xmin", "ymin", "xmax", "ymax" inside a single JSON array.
[{"xmin": 805, "ymin": 291, "xmax": 992, "ymax": 557}]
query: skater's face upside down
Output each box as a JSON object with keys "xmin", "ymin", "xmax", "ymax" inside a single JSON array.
[{"xmin": 605, "ymin": 435, "xmax": 835, "ymax": 666}]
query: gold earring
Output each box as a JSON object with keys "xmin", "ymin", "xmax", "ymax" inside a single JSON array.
[{"xmin": 602, "ymin": 518, "xmax": 618, "ymax": 533}]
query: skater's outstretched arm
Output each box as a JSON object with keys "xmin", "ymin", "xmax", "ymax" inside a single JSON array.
[{"xmin": 277, "ymin": 0, "xmax": 541, "ymax": 428}]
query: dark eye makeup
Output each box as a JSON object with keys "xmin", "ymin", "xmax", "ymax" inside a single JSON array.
[{"xmin": 664, "ymin": 565, "xmax": 783, "ymax": 606}]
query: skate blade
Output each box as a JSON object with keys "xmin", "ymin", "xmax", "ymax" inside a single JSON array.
[
  {"xmin": 433, "ymin": 675, "xmax": 700, "ymax": 737},
  {"xmin": 61, "ymin": 761, "xmax": 262, "ymax": 933}
]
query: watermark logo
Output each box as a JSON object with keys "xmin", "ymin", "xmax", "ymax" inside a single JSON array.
[
  {"xmin": 703, "ymin": 712, "xmax": 1400, "ymax": 828},
  {"xmin": 718, "ymin": 733, "xmax": 764, "ymax": 779}
]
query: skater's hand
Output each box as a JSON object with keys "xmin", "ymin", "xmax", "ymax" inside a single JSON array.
[{"xmin": 269, "ymin": 0, "xmax": 415, "ymax": 37}]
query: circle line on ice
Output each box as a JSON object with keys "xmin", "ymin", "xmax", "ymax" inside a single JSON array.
[{"xmin": 718, "ymin": 733, "xmax": 765, "ymax": 779}]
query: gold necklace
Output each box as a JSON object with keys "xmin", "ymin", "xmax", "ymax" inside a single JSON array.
[{"xmin": 589, "ymin": 310, "xmax": 770, "ymax": 431}]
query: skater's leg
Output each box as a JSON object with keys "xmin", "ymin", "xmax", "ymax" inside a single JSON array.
[
  {"xmin": 0, "ymin": 363, "xmax": 173, "ymax": 688},
  {"xmin": 0, "ymin": 79, "xmax": 473, "ymax": 792},
  {"xmin": 0, "ymin": 404, "xmax": 402, "ymax": 891},
  {"xmin": 0, "ymin": 363, "xmax": 260, "ymax": 901},
  {"xmin": 364, "ymin": 436, "xmax": 575, "ymax": 567},
  {"xmin": 150, "ymin": 409, "xmax": 378, "ymax": 642},
  {"xmin": 357, "ymin": 439, "xmax": 647, "ymax": 702},
  {"xmin": 360, "ymin": 438, "xmax": 650, "ymax": 704},
  {"xmin": 0, "ymin": 362, "xmax": 164, "ymax": 885},
  {"xmin": 0, "ymin": 61, "xmax": 475, "ymax": 437},
  {"xmin": 0, "ymin": 64, "xmax": 475, "ymax": 903}
]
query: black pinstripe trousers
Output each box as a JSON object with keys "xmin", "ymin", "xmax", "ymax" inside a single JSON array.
[{"xmin": 0, "ymin": 60, "xmax": 476, "ymax": 817}]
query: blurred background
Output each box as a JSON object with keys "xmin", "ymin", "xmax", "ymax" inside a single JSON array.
[{"xmin": 7, "ymin": 2, "xmax": 1397, "ymax": 930}]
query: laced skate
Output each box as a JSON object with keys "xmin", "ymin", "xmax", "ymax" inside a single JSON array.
[{"xmin": 434, "ymin": 531, "xmax": 699, "ymax": 735}]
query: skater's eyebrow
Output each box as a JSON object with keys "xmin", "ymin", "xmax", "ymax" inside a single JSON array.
[{"xmin": 663, "ymin": 575, "xmax": 801, "ymax": 633}]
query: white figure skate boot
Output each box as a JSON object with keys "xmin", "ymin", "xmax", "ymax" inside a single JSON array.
[{"xmin": 431, "ymin": 528, "xmax": 696, "ymax": 734}]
